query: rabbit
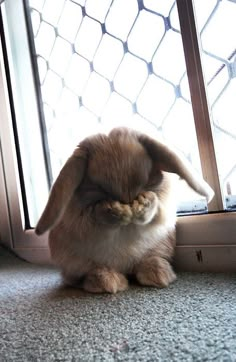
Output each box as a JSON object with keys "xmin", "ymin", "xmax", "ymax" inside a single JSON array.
[{"xmin": 35, "ymin": 127, "xmax": 214, "ymax": 293}]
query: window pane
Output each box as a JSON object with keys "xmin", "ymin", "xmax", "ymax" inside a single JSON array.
[
  {"xmin": 194, "ymin": 0, "xmax": 236, "ymax": 210},
  {"xmin": 27, "ymin": 0, "xmax": 211, "ymax": 215},
  {"xmin": 2, "ymin": 1, "xmax": 49, "ymax": 227}
]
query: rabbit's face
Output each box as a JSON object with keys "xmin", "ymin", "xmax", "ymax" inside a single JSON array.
[{"xmin": 81, "ymin": 132, "xmax": 155, "ymax": 204}]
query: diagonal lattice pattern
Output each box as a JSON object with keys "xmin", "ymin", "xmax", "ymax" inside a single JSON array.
[
  {"xmin": 28, "ymin": 0, "xmax": 235, "ymax": 210},
  {"xmin": 29, "ymin": 0, "xmax": 200, "ymax": 185},
  {"xmin": 194, "ymin": 0, "xmax": 236, "ymax": 208}
]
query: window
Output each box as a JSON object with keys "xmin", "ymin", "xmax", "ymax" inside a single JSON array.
[
  {"xmin": 0, "ymin": 0, "xmax": 235, "ymax": 268},
  {"xmin": 27, "ymin": 0, "xmax": 212, "ymax": 217},
  {"xmin": 194, "ymin": 0, "xmax": 236, "ymax": 211}
]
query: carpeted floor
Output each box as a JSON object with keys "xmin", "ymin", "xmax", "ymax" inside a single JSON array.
[{"xmin": 1, "ymin": 245, "xmax": 236, "ymax": 362}]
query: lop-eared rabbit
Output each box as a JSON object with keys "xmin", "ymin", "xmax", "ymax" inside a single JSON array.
[{"xmin": 36, "ymin": 128, "xmax": 214, "ymax": 293}]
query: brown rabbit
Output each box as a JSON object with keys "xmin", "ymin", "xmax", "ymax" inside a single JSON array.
[{"xmin": 36, "ymin": 127, "xmax": 214, "ymax": 293}]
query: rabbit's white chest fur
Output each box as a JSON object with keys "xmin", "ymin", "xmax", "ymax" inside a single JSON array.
[{"xmin": 86, "ymin": 224, "xmax": 175, "ymax": 273}]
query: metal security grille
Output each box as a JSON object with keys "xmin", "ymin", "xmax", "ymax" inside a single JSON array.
[
  {"xmin": 29, "ymin": 1, "xmax": 200, "ymax": 179},
  {"xmin": 194, "ymin": 0, "xmax": 236, "ymax": 209},
  {"xmin": 28, "ymin": 0, "xmax": 236, "ymax": 211}
]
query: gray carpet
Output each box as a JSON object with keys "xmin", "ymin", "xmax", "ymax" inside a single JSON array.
[{"xmin": 1, "ymin": 246, "xmax": 236, "ymax": 362}]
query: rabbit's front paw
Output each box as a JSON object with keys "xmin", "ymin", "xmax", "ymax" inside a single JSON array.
[
  {"xmin": 83, "ymin": 268, "xmax": 128, "ymax": 294},
  {"xmin": 132, "ymin": 191, "xmax": 158, "ymax": 225},
  {"xmin": 109, "ymin": 201, "xmax": 133, "ymax": 225},
  {"xmin": 135, "ymin": 257, "xmax": 176, "ymax": 288},
  {"xmin": 96, "ymin": 201, "xmax": 133, "ymax": 225}
]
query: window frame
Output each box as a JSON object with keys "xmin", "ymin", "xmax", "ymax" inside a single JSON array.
[
  {"xmin": 0, "ymin": 1, "xmax": 49, "ymax": 262},
  {"xmin": 1, "ymin": 0, "xmax": 51, "ymax": 228},
  {"xmin": 176, "ymin": 0, "xmax": 224, "ymax": 212},
  {"xmin": 0, "ymin": 0, "xmax": 235, "ymax": 270}
]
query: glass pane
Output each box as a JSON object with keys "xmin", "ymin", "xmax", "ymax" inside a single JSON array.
[
  {"xmin": 27, "ymin": 0, "xmax": 210, "ymax": 216},
  {"xmin": 194, "ymin": 0, "xmax": 236, "ymax": 210},
  {"xmin": 1, "ymin": 1, "xmax": 49, "ymax": 227}
]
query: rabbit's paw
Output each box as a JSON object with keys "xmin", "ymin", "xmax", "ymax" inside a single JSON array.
[
  {"xmin": 83, "ymin": 268, "xmax": 128, "ymax": 294},
  {"xmin": 109, "ymin": 201, "xmax": 133, "ymax": 225},
  {"xmin": 96, "ymin": 201, "xmax": 133, "ymax": 225},
  {"xmin": 132, "ymin": 191, "xmax": 158, "ymax": 225},
  {"xmin": 135, "ymin": 257, "xmax": 176, "ymax": 288}
]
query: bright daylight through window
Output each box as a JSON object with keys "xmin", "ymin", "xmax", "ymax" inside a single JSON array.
[
  {"xmin": 194, "ymin": 0, "xmax": 236, "ymax": 210},
  {"xmin": 5, "ymin": 0, "xmax": 236, "ymax": 225}
]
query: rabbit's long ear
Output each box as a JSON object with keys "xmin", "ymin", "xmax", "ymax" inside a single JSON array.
[
  {"xmin": 138, "ymin": 134, "xmax": 214, "ymax": 202},
  {"xmin": 35, "ymin": 147, "xmax": 87, "ymax": 235}
]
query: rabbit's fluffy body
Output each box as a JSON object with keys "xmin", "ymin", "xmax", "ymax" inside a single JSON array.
[
  {"xmin": 49, "ymin": 174, "xmax": 177, "ymax": 275},
  {"xmin": 36, "ymin": 128, "xmax": 214, "ymax": 293}
]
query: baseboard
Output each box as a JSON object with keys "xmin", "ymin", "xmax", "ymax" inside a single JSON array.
[
  {"xmin": 14, "ymin": 247, "xmax": 51, "ymax": 265},
  {"xmin": 12, "ymin": 244, "xmax": 236, "ymax": 272},
  {"xmin": 174, "ymin": 245, "xmax": 236, "ymax": 272}
]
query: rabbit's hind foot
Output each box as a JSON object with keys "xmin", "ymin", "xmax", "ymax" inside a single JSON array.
[
  {"xmin": 135, "ymin": 256, "xmax": 176, "ymax": 288},
  {"xmin": 83, "ymin": 267, "xmax": 129, "ymax": 294}
]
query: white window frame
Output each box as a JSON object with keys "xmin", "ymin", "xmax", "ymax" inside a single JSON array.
[
  {"xmin": 0, "ymin": 0, "xmax": 235, "ymax": 270},
  {"xmin": 0, "ymin": 0, "xmax": 50, "ymax": 262}
]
